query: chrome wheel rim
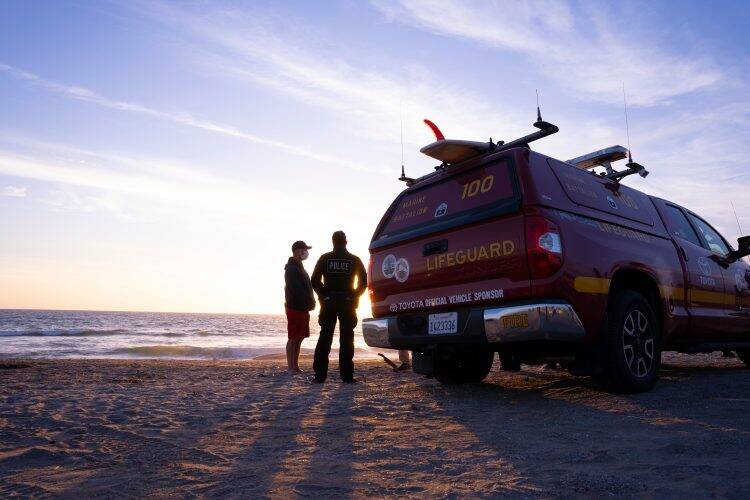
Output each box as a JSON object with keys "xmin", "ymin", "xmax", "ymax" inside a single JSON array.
[{"xmin": 622, "ymin": 309, "xmax": 654, "ymax": 378}]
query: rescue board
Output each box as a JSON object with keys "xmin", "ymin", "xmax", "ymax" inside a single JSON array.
[{"xmin": 420, "ymin": 139, "xmax": 492, "ymax": 164}]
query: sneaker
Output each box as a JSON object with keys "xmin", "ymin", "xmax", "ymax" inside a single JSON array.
[
  {"xmin": 341, "ymin": 378, "xmax": 357, "ymax": 384},
  {"xmin": 395, "ymin": 362, "xmax": 411, "ymax": 372}
]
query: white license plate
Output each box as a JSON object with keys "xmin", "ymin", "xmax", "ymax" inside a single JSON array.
[{"xmin": 428, "ymin": 312, "xmax": 458, "ymax": 335}]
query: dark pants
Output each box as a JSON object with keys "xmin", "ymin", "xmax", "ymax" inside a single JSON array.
[{"xmin": 313, "ymin": 298, "xmax": 357, "ymax": 382}]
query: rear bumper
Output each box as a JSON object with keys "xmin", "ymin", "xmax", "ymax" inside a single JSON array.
[
  {"xmin": 483, "ymin": 303, "xmax": 585, "ymax": 343},
  {"xmin": 362, "ymin": 301, "xmax": 585, "ymax": 349}
]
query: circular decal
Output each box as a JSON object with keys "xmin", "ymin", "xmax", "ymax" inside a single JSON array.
[
  {"xmin": 381, "ymin": 254, "xmax": 397, "ymax": 278},
  {"xmin": 434, "ymin": 202, "xmax": 448, "ymax": 218},
  {"xmin": 698, "ymin": 257, "xmax": 711, "ymax": 276},
  {"xmin": 607, "ymin": 196, "xmax": 618, "ymax": 210},
  {"xmin": 395, "ymin": 257, "xmax": 410, "ymax": 283}
]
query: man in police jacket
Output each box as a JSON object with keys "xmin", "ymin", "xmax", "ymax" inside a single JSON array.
[{"xmin": 311, "ymin": 230, "xmax": 367, "ymax": 383}]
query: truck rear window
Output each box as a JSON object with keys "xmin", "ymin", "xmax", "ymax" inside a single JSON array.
[{"xmin": 375, "ymin": 159, "xmax": 518, "ymax": 244}]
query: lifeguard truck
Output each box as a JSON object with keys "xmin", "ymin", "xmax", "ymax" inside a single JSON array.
[{"xmin": 362, "ymin": 113, "xmax": 750, "ymax": 392}]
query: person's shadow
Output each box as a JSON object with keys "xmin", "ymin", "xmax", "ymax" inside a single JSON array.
[{"xmin": 292, "ymin": 382, "xmax": 357, "ymax": 497}]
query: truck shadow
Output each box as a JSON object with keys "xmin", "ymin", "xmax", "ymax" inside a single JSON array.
[{"xmin": 414, "ymin": 360, "xmax": 750, "ymax": 496}]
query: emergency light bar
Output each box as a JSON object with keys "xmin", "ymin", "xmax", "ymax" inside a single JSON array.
[
  {"xmin": 567, "ymin": 146, "xmax": 629, "ymax": 170},
  {"xmin": 567, "ymin": 145, "xmax": 649, "ymax": 182}
]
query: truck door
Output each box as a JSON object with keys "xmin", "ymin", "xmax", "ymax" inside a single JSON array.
[
  {"xmin": 685, "ymin": 211, "xmax": 750, "ymax": 339},
  {"xmin": 659, "ymin": 203, "xmax": 730, "ymax": 340},
  {"xmin": 724, "ymin": 257, "xmax": 750, "ymax": 335}
]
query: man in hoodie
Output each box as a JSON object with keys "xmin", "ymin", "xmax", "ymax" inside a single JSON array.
[
  {"xmin": 284, "ymin": 240, "xmax": 315, "ymax": 375},
  {"xmin": 311, "ymin": 231, "xmax": 367, "ymax": 383}
]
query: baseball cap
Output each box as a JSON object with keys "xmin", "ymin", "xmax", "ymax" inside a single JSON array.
[{"xmin": 292, "ymin": 240, "xmax": 312, "ymax": 251}]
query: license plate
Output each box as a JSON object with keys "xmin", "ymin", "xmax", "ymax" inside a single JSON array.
[{"xmin": 428, "ymin": 312, "xmax": 458, "ymax": 335}]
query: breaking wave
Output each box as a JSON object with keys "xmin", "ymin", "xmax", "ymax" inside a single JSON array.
[
  {"xmin": 0, "ymin": 329, "xmax": 131, "ymax": 337},
  {"xmin": 106, "ymin": 345, "xmax": 275, "ymax": 359}
]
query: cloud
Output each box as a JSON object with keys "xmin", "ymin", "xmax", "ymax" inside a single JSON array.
[
  {"xmin": 118, "ymin": 1, "xmax": 749, "ymax": 242},
  {"xmin": 125, "ymin": 1, "xmax": 535, "ymax": 146},
  {"xmin": 0, "ymin": 63, "xmax": 374, "ymax": 172},
  {"xmin": 0, "ymin": 185, "xmax": 27, "ymax": 197},
  {"xmin": 371, "ymin": 0, "xmax": 723, "ymax": 106},
  {"xmin": 0, "ymin": 137, "xmax": 377, "ymax": 230},
  {"xmin": 0, "ymin": 147, "xmax": 296, "ymax": 221}
]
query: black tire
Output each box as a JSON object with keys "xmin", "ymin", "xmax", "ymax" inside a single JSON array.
[
  {"xmin": 737, "ymin": 350, "xmax": 750, "ymax": 367},
  {"xmin": 598, "ymin": 290, "xmax": 661, "ymax": 393},
  {"xmin": 433, "ymin": 348, "xmax": 494, "ymax": 384}
]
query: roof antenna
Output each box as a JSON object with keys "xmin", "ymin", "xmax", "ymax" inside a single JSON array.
[
  {"xmin": 621, "ymin": 83, "xmax": 649, "ymax": 179},
  {"xmin": 536, "ymin": 89, "xmax": 541, "ymax": 121},
  {"xmin": 731, "ymin": 201, "xmax": 744, "ymax": 235},
  {"xmin": 398, "ymin": 99, "xmax": 415, "ymax": 186},
  {"xmin": 533, "ymin": 89, "xmax": 555, "ymax": 131},
  {"xmin": 623, "ymin": 83, "xmax": 633, "ymax": 163}
]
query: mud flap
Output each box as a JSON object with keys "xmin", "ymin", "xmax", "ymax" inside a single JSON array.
[{"xmin": 412, "ymin": 351, "xmax": 434, "ymax": 376}]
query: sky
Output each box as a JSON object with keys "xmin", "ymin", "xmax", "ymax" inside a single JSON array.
[{"xmin": 1, "ymin": 0, "xmax": 749, "ymax": 314}]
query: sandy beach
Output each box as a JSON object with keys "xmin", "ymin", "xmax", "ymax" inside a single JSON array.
[{"xmin": 1, "ymin": 352, "xmax": 749, "ymax": 498}]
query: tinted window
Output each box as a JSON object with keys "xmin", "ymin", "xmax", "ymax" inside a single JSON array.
[
  {"xmin": 664, "ymin": 205, "xmax": 701, "ymax": 247},
  {"xmin": 688, "ymin": 214, "xmax": 730, "ymax": 256},
  {"xmin": 378, "ymin": 159, "xmax": 516, "ymax": 238}
]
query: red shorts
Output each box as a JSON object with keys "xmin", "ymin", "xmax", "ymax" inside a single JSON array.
[{"xmin": 286, "ymin": 308, "xmax": 310, "ymax": 341}]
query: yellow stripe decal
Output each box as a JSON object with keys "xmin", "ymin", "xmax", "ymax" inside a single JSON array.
[
  {"xmin": 659, "ymin": 285, "xmax": 685, "ymax": 301},
  {"xmin": 575, "ymin": 276, "xmax": 743, "ymax": 306},
  {"xmin": 689, "ymin": 289, "xmax": 731, "ymax": 305},
  {"xmin": 573, "ymin": 277, "xmax": 611, "ymax": 294}
]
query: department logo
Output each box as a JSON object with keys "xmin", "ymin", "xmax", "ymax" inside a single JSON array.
[
  {"xmin": 607, "ymin": 196, "xmax": 618, "ymax": 210},
  {"xmin": 381, "ymin": 254, "xmax": 397, "ymax": 278},
  {"xmin": 434, "ymin": 202, "xmax": 448, "ymax": 218},
  {"xmin": 327, "ymin": 259, "xmax": 351, "ymax": 273},
  {"xmin": 698, "ymin": 257, "xmax": 711, "ymax": 277},
  {"xmin": 395, "ymin": 258, "xmax": 410, "ymax": 283}
]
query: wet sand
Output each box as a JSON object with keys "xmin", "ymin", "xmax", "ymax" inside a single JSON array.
[{"xmin": 1, "ymin": 352, "xmax": 749, "ymax": 498}]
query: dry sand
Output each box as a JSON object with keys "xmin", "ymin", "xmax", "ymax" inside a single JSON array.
[{"xmin": 1, "ymin": 352, "xmax": 749, "ymax": 498}]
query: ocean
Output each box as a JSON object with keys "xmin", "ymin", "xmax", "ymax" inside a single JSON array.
[{"xmin": 0, "ymin": 309, "xmax": 374, "ymax": 360}]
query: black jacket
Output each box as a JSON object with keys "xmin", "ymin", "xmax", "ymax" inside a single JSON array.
[
  {"xmin": 311, "ymin": 245, "xmax": 367, "ymax": 305},
  {"xmin": 284, "ymin": 258, "xmax": 315, "ymax": 311}
]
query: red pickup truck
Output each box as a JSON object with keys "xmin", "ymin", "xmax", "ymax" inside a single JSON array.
[{"xmin": 362, "ymin": 120, "xmax": 750, "ymax": 393}]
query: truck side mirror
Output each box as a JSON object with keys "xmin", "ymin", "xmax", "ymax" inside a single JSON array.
[{"xmin": 728, "ymin": 236, "xmax": 750, "ymax": 263}]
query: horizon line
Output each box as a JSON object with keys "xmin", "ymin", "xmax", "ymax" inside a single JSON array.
[{"xmin": 0, "ymin": 307, "xmax": 287, "ymax": 316}]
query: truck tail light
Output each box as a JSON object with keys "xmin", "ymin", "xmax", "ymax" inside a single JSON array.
[{"xmin": 525, "ymin": 215, "xmax": 563, "ymax": 279}]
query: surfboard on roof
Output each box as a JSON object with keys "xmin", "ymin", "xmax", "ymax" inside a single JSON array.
[{"xmin": 418, "ymin": 119, "xmax": 493, "ymax": 165}]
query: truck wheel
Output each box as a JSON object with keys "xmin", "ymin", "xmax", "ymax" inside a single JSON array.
[
  {"xmin": 737, "ymin": 350, "xmax": 750, "ymax": 367},
  {"xmin": 598, "ymin": 290, "xmax": 661, "ymax": 393},
  {"xmin": 433, "ymin": 348, "xmax": 494, "ymax": 384}
]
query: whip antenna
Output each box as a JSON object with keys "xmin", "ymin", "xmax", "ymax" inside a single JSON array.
[
  {"xmin": 398, "ymin": 99, "xmax": 415, "ymax": 186},
  {"xmin": 623, "ymin": 83, "xmax": 633, "ymax": 163},
  {"xmin": 400, "ymin": 98, "xmax": 405, "ymax": 169},
  {"xmin": 731, "ymin": 201, "xmax": 744, "ymax": 235}
]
